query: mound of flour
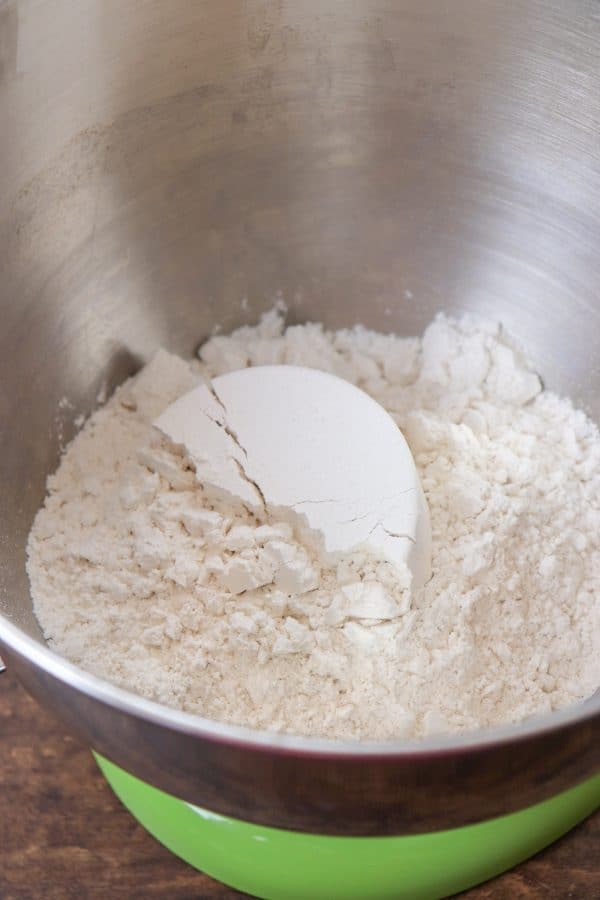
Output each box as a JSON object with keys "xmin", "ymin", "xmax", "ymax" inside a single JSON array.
[{"xmin": 27, "ymin": 309, "xmax": 600, "ymax": 740}]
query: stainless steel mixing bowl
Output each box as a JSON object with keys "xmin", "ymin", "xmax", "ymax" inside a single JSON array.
[{"xmin": 1, "ymin": 0, "xmax": 599, "ymax": 837}]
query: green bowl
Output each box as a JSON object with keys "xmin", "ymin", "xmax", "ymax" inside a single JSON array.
[{"xmin": 95, "ymin": 753, "xmax": 600, "ymax": 899}]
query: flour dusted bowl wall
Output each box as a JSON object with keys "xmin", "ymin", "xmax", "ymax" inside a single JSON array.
[{"xmin": 0, "ymin": 0, "xmax": 599, "ymax": 841}]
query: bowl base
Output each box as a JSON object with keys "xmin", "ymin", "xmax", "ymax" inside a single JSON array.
[{"xmin": 94, "ymin": 753, "xmax": 600, "ymax": 900}]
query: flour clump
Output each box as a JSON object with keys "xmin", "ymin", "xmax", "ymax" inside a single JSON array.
[{"xmin": 27, "ymin": 309, "xmax": 600, "ymax": 740}]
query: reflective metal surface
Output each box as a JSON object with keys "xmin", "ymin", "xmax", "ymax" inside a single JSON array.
[{"xmin": 0, "ymin": 0, "xmax": 599, "ymax": 835}]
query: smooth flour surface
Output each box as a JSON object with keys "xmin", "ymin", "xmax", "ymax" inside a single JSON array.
[{"xmin": 27, "ymin": 309, "xmax": 600, "ymax": 740}]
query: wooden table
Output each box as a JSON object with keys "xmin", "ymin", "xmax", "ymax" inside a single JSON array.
[{"xmin": 1, "ymin": 670, "xmax": 597, "ymax": 899}]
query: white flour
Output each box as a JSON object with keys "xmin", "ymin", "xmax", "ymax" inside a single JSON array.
[{"xmin": 27, "ymin": 310, "xmax": 600, "ymax": 740}]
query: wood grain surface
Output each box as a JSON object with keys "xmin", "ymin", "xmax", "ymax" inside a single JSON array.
[{"xmin": 0, "ymin": 669, "xmax": 598, "ymax": 900}]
